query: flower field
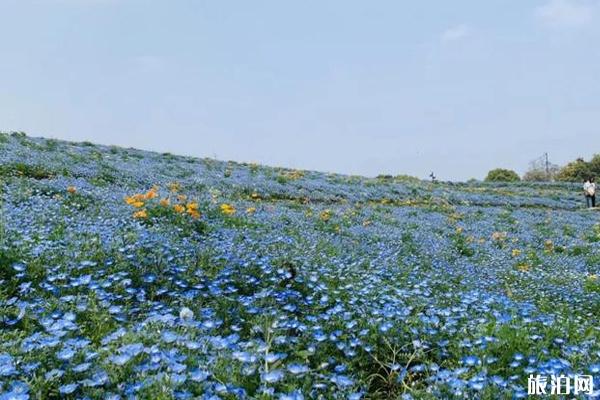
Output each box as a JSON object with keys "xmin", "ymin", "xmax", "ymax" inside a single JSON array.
[{"xmin": 0, "ymin": 132, "xmax": 599, "ymax": 399}]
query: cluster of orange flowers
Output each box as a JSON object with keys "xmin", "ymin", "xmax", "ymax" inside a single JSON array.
[{"xmin": 124, "ymin": 184, "xmax": 201, "ymax": 220}]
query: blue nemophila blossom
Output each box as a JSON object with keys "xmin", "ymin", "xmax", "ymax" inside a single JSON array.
[
  {"xmin": 81, "ymin": 370, "xmax": 109, "ymax": 387},
  {"xmin": 262, "ymin": 370, "xmax": 285, "ymax": 383},
  {"xmin": 462, "ymin": 355, "xmax": 481, "ymax": 367},
  {"xmin": 287, "ymin": 364, "xmax": 309, "ymax": 375},
  {"xmin": 233, "ymin": 351, "xmax": 256, "ymax": 363},
  {"xmin": 72, "ymin": 362, "xmax": 92, "ymax": 373},
  {"xmin": 56, "ymin": 347, "xmax": 76, "ymax": 361},
  {"xmin": 58, "ymin": 383, "xmax": 78, "ymax": 394},
  {"xmin": 330, "ymin": 375, "xmax": 353, "ymax": 387},
  {"xmin": 190, "ymin": 368, "xmax": 210, "ymax": 382},
  {"xmin": 44, "ymin": 369, "xmax": 64, "ymax": 380},
  {"xmin": 0, "ymin": 355, "xmax": 16, "ymax": 376}
]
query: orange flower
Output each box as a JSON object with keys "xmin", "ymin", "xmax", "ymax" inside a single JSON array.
[
  {"xmin": 159, "ymin": 198, "xmax": 170, "ymax": 207},
  {"xmin": 125, "ymin": 194, "xmax": 144, "ymax": 205},
  {"xmin": 67, "ymin": 186, "xmax": 77, "ymax": 194},
  {"xmin": 144, "ymin": 186, "xmax": 158, "ymax": 200},
  {"xmin": 188, "ymin": 209, "xmax": 201, "ymax": 219},
  {"xmin": 131, "ymin": 201, "xmax": 145, "ymax": 208},
  {"xmin": 173, "ymin": 204, "xmax": 185, "ymax": 213}
]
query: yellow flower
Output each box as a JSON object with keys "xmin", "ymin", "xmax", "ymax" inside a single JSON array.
[
  {"xmin": 251, "ymin": 192, "xmax": 260, "ymax": 200},
  {"xmin": 517, "ymin": 263, "xmax": 530, "ymax": 272},
  {"xmin": 246, "ymin": 207, "xmax": 256, "ymax": 214},
  {"xmin": 456, "ymin": 227, "xmax": 463, "ymax": 234},
  {"xmin": 67, "ymin": 186, "xmax": 77, "ymax": 194},
  {"xmin": 159, "ymin": 198, "xmax": 170, "ymax": 207},
  {"xmin": 319, "ymin": 209, "xmax": 332, "ymax": 222},
  {"xmin": 186, "ymin": 202, "xmax": 201, "ymax": 219},
  {"xmin": 131, "ymin": 201, "xmax": 144, "ymax": 208},
  {"xmin": 512, "ymin": 249, "xmax": 522, "ymax": 257},
  {"xmin": 220, "ymin": 203, "xmax": 236, "ymax": 215},
  {"xmin": 589, "ymin": 274, "xmax": 598, "ymax": 281},
  {"xmin": 173, "ymin": 204, "xmax": 185, "ymax": 213},
  {"xmin": 168, "ymin": 182, "xmax": 181, "ymax": 193},
  {"xmin": 133, "ymin": 209, "xmax": 147, "ymax": 219},
  {"xmin": 177, "ymin": 194, "xmax": 187, "ymax": 202},
  {"xmin": 186, "ymin": 202, "xmax": 199, "ymax": 211}
]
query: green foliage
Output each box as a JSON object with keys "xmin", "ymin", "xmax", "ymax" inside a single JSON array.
[
  {"xmin": 450, "ymin": 229, "xmax": 475, "ymax": 257},
  {"xmin": 485, "ymin": 168, "xmax": 521, "ymax": 182},
  {"xmin": 376, "ymin": 174, "xmax": 421, "ymax": 184},
  {"xmin": 556, "ymin": 157, "xmax": 592, "ymax": 182},
  {"xmin": 583, "ymin": 276, "xmax": 600, "ymax": 294},
  {"xmin": 0, "ymin": 163, "xmax": 57, "ymax": 180},
  {"xmin": 555, "ymin": 154, "xmax": 600, "ymax": 182},
  {"xmin": 394, "ymin": 174, "xmax": 421, "ymax": 183},
  {"xmin": 143, "ymin": 205, "xmax": 209, "ymax": 236}
]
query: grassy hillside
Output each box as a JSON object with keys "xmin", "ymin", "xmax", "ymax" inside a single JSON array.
[{"xmin": 0, "ymin": 132, "xmax": 598, "ymax": 399}]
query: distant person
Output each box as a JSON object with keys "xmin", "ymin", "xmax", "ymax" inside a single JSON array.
[{"xmin": 584, "ymin": 177, "xmax": 596, "ymax": 208}]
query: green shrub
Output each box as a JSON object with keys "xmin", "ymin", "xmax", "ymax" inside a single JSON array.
[
  {"xmin": 485, "ymin": 168, "xmax": 521, "ymax": 182},
  {"xmin": 0, "ymin": 163, "xmax": 56, "ymax": 180},
  {"xmin": 556, "ymin": 158, "xmax": 592, "ymax": 182}
]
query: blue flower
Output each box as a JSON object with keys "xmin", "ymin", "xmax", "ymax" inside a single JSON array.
[
  {"xmin": 58, "ymin": 383, "xmax": 78, "ymax": 395},
  {"xmin": 262, "ymin": 369, "xmax": 284, "ymax": 383}
]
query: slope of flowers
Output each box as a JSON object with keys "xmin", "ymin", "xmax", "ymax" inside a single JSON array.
[{"xmin": 0, "ymin": 133, "xmax": 599, "ymax": 399}]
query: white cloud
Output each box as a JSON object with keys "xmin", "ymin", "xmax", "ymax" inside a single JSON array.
[
  {"xmin": 535, "ymin": 0, "xmax": 595, "ymax": 28},
  {"xmin": 440, "ymin": 24, "xmax": 470, "ymax": 43}
]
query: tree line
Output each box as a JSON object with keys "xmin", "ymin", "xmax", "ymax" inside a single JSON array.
[{"xmin": 485, "ymin": 154, "xmax": 600, "ymax": 183}]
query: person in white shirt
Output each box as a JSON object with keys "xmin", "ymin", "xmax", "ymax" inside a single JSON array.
[{"xmin": 584, "ymin": 177, "xmax": 596, "ymax": 208}]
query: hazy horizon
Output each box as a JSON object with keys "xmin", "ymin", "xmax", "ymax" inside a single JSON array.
[{"xmin": 2, "ymin": 0, "xmax": 599, "ymax": 180}]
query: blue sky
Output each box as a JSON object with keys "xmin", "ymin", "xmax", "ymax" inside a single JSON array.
[{"xmin": 1, "ymin": 0, "xmax": 599, "ymax": 180}]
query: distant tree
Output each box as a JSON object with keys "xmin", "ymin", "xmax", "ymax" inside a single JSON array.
[
  {"xmin": 588, "ymin": 154, "xmax": 600, "ymax": 175},
  {"xmin": 522, "ymin": 156, "xmax": 559, "ymax": 181},
  {"xmin": 555, "ymin": 158, "xmax": 592, "ymax": 182},
  {"xmin": 485, "ymin": 168, "xmax": 520, "ymax": 182}
]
